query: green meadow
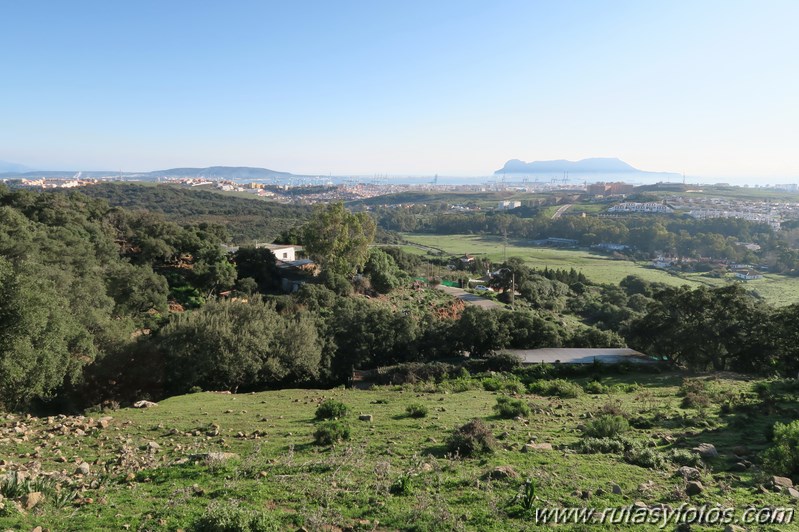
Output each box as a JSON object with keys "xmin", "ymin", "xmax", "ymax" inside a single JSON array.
[
  {"xmin": 1, "ymin": 372, "xmax": 796, "ymax": 531},
  {"xmin": 401, "ymin": 233, "xmax": 799, "ymax": 306}
]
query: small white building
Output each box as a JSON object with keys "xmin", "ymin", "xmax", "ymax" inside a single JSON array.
[
  {"xmin": 735, "ymin": 270, "xmax": 763, "ymax": 281},
  {"xmin": 257, "ymin": 243, "xmax": 298, "ymax": 262},
  {"xmin": 496, "ymin": 200, "xmax": 521, "ymax": 210}
]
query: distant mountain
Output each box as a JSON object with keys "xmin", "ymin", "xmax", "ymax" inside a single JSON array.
[
  {"xmin": 0, "ymin": 166, "xmax": 296, "ymax": 180},
  {"xmin": 141, "ymin": 166, "xmax": 294, "ymax": 179},
  {"xmin": 495, "ymin": 157, "xmax": 668, "ymax": 175},
  {"xmin": 0, "ymin": 160, "xmax": 32, "ymax": 173}
]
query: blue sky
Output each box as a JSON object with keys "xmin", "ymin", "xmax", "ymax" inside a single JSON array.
[{"xmin": 1, "ymin": 0, "xmax": 797, "ymax": 178}]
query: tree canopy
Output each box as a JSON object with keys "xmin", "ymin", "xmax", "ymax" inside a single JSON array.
[{"xmin": 303, "ymin": 203, "xmax": 376, "ymax": 276}]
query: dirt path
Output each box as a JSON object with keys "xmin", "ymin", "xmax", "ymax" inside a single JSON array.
[{"xmin": 551, "ymin": 203, "xmax": 573, "ymax": 219}]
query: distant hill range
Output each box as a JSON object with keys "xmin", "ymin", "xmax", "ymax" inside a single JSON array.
[
  {"xmin": 0, "ymin": 160, "xmax": 32, "ymax": 174},
  {"xmin": 495, "ymin": 157, "xmax": 677, "ymax": 177},
  {"xmin": 0, "ymin": 165, "xmax": 296, "ymax": 180}
]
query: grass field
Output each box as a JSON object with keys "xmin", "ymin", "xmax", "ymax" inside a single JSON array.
[
  {"xmin": 1, "ymin": 371, "xmax": 796, "ymax": 531},
  {"xmin": 400, "ymin": 233, "xmax": 799, "ymax": 306},
  {"xmin": 401, "ymin": 233, "xmax": 703, "ymax": 288}
]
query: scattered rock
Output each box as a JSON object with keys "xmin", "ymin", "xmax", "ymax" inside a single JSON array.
[
  {"xmin": 133, "ymin": 400, "xmax": 158, "ymax": 408},
  {"xmin": 147, "ymin": 441, "xmax": 161, "ymax": 451},
  {"xmin": 358, "ymin": 414, "xmax": 373, "ymax": 422},
  {"xmin": 787, "ymin": 487, "xmax": 799, "ymax": 499},
  {"xmin": 691, "ymin": 443, "xmax": 718, "ymax": 459},
  {"xmin": 685, "ymin": 481, "xmax": 704, "ymax": 496},
  {"xmin": 483, "ymin": 466, "xmax": 519, "ymax": 481},
  {"xmin": 730, "ymin": 462, "xmax": 748, "ymax": 472},
  {"xmin": 193, "ymin": 452, "xmax": 239, "ymax": 462},
  {"xmin": 24, "ymin": 491, "xmax": 44, "ymax": 510},
  {"xmin": 75, "ymin": 462, "xmax": 91, "ymax": 476},
  {"xmin": 771, "ymin": 476, "xmax": 794, "ymax": 489},
  {"xmin": 611, "ymin": 484, "xmax": 623, "ymax": 495},
  {"xmin": 732, "ymin": 445, "xmax": 749, "ymax": 456},
  {"xmin": 677, "ymin": 466, "xmax": 701, "ymax": 481},
  {"xmin": 522, "ymin": 443, "xmax": 553, "ymax": 452}
]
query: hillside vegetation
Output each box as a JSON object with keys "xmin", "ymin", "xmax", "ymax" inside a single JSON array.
[
  {"xmin": 1, "ymin": 370, "xmax": 798, "ymax": 530},
  {"xmin": 57, "ymin": 183, "xmax": 311, "ymax": 244}
]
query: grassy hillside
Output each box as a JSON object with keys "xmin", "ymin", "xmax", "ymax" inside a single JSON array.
[{"xmin": 1, "ymin": 371, "xmax": 796, "ymax": 531}]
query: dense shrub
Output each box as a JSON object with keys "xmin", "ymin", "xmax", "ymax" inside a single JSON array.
[
  {"xmin": 581, "ymin": 415, "xmax": 630, "ymax": 439},
  {"xmin": 763, "ymin": 420, "xmax": 799, "ymax": 476},
  {"xmin": 681, "ymin": 392, "xmax": 711, "ymax": 409},
  {"xmin": 573, "ymin": 437, "xmax": 628, "ymax": 454},
  {"xmin": 482, "ymin": 375, "xmax": 524, "ymax": 393},
  {"xmin": 597, "ymin": 400, "xmax": 628, "ymax": 418},
  {"xmin": 405, "ymin": 403, "xmax": 429, "ymax": 418},
  {"xmin": 624, "ymin": 446, "xmax": 667, "ymax": 469},
  {"xmin": 528, "ymin": 379, "xmax": 583, "ymax": 398},
  {"xmin": 584, "ymin": 381, "xmax": 609, "ymax": 394},
  {"xmin": 483, "ymin": 352, "xmax": 523, "ymax": 372},
  {"xmin": 447, "ymin": 419, "xmax": 496, "ymax": 457},
  {"xmin": 315, "ymin": 400, "xmax": 349, "ymax": 420},
  {"xmin": 679, "ymin": 378, "xmax": 709, "ymax": 397},
  {"xmin": 374, "ymin": 362, "xmax": 456, "ymax": 385},
  {"xmin": 313, "ymin": 420, "xmax": 351, "ymax": 445},
  {"xmin": 493, "ymin": 396, "xmax": 530, "ymax": 419},
  {"xmin": 193, "ymin": 501, "xmax": 279, "ymax": 531},
  {"xmin": 667, "ymin": 449, "xmax": 704, "ymax": 467}
]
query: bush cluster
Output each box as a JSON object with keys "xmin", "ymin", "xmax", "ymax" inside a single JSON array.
[
  {"xmin": 493, "ymin": 396, "xmax": 530, "ymax": 419},
  {"xmin": 315, "ymin": 400, "xmax": 349, "ymax": 420},
  {"xmin": 581, "ymin": 415, "xmax": 630, "ymax": 439},
  {"xmin": 527, "ymin": 379, "xmax": 583, "ymax": 398},
  {"xmin": 313, "ymin": 420, "xmax": 351, "ymax": 446},
  {"xmin": 405, "ymin": 403, "xmax": 429, "ymax": 418},
  {"xmin": 447, "ymin": 419, "xmax": 496, "ymax": 457},
  {"xmin": 763, "ymin": 420, "xmax": 799, "ymax": 476}
]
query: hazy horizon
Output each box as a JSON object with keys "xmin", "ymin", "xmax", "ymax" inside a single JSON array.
[{"xmin": 2, "ymin": 1, "xmax": 798, "ymax": 179}]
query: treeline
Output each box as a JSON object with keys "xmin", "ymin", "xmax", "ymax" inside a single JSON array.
[
  {"xmin": 0, "ymin": 185, "xmax": 253, "ymax": 410},
  {"xmin": 374, "ymin": 207, "xmax": 796, "ymax": 270},
  {"xmin": 88, "ymin": 287, "xmax": 626, "ymax": 404},
  {"xmin": 57, "ymin": 183, "xmax": 311, "ymax": 243}
]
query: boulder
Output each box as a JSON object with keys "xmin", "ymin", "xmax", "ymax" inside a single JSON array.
[
  {"xmin": 787, "ymin": 487, "xmax": 799, "ymax": 499},
  {"xmin": 75, "ymin": 462, "xmax": 91, "ymax": 476},
  {"xmin": 771, "ymin": 476, "xmax": 794, "ymax": 489},
  {"xmin": 691, "ymin": 443, "xmax": 718, "ymax": 458},
  {"xmin": 24, "ymin": 491, "xmax": 44, "ymax": 510},
  {"xmin": 483, "ymin": 466, "xmax": 519, "ymax": 481},
  {"xmin": 685, "ymin": 481, "xmax": 704, "ymax": 496},
  {"xmin": 611, "ymin": 484, "xmax": 623, "ymax": 495},
  {"xmin": 677, "ymin": 466, "xmax": 701, "ymax": 481},
  {"xmin": 133, "ymin": 400, "xmax": 158, "ymax": 408},
  {"xmin": 358, "ymin": 414, "xmax": 373, "ymax": 422},
  {"xmin": 522, "ymin": 443, "xmax": 553, "ymax": 452}
]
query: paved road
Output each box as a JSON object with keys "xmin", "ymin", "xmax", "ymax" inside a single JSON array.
[
  {"xmin": 503, "ymin": 348, "xmax": 658, "ymax": 365},
  {"xmin": 551, "ymin": 204, "xmax": 573, "ymax": 219},
  {"xmin": 436, "ymin": 284, "xmax": 506, "ymax": 310}
]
